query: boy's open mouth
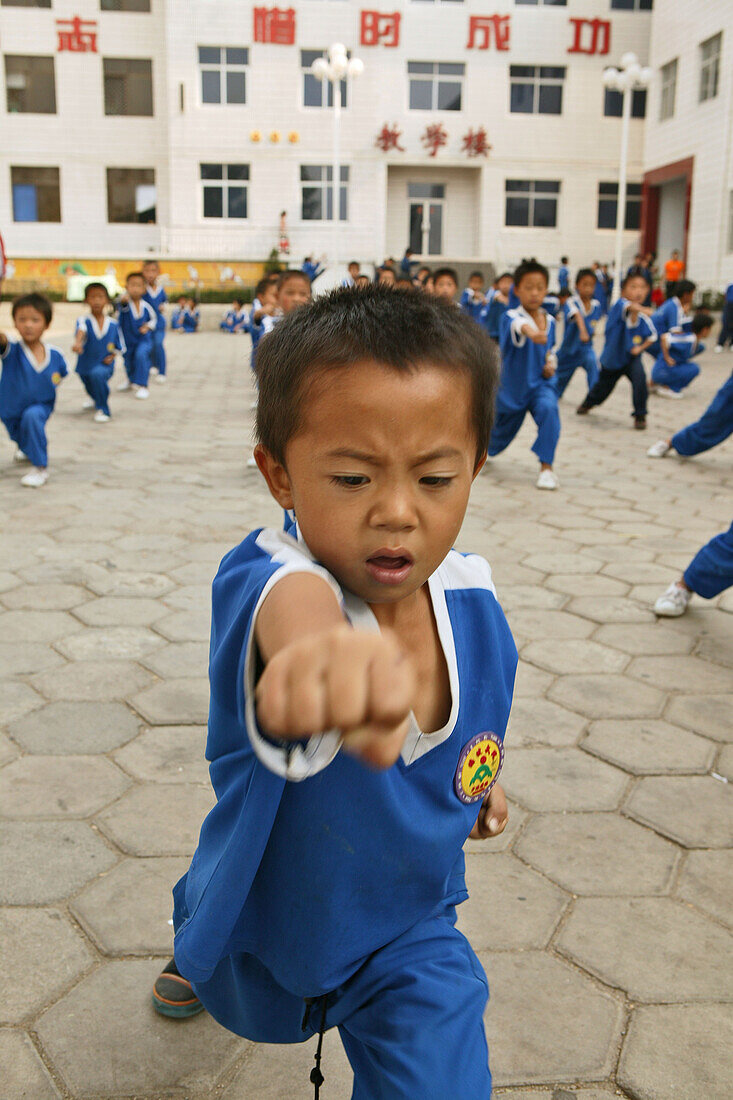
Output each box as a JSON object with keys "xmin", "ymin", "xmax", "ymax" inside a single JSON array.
[{"xmin": 365, "ymin": 550, "xmax": 414, "ymax": 586}]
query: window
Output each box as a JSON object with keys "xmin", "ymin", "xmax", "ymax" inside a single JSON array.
[
  {"xmin": 408, "ymin": 62, "xmax": 464, "ymax": 111},
  {"xmin": 301, "ymin": 50, "xmax": 348, "ymax": 108},
  {"xmin": 4, "ymin": 55, "xmax": 56, "ymax": 114},
  {"xmin": 597, "ymin": 182, "xmax": 642, "ymax": 230},
  {"xmin": 103, "ymin": 58, "xmax": 153, "ymax": 116},
  {"xmin": 198, "ymin": 47, "xmax": 248, "ymax": 105},
  {"xmin": 1, "ymin": 1, "xmax": 52, "ymax": 7},
  {"xmin": 505, "ymin": 180, "xmax": 560, "ymax": 227},
  {"xmin": 610, "ymin": 0, "xmax": 653, "ymax": 9},
  {"xmin": 515, "ymin": 1, "xmax": 567, "ymax": 6},
  {"xmin": 604, "ymin": 86, "xmax": 647, "ymax": 118},
  {"xmin": 200, "ymin": 164, "xmax": 249, "ymax": 218},
  {"xmin": 699, "ymin": 33, "xmax": 722, "ymax": 103},
  {"xmin": 106, "ymin": 168, "xmax": 156, "ymax": 222},
  {"xmin": 301, "ymin": 166, "xmax": 348, "ymax": 221},
  {"xmin": 100, "ymin": 0, "xmax": 151, "ymax": 9},
  {"xmin": 11, "ymin": 167, "xmax": 60, "ymax": 221},
  {"xmin": 659, "ymin": 58, "xmax": 677, "ymax": 120},
  {"xmin": 510, "ymin": 66, "xmax": 565, "ymax": 114}
]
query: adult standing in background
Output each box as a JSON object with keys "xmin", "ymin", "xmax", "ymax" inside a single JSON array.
[{"xmin": 664, "ymin": 250, "xmax": 685, "ymax": 297}]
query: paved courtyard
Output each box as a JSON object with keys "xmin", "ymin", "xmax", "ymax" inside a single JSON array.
[{"xmin": 1, "ymin": 302, "xmax": 731, "ymax": 1100}]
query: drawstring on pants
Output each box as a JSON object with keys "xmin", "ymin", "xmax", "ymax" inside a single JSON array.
[{"xmin": 302, "ymin": 994, "xmax": 329, "ymax": 1099}]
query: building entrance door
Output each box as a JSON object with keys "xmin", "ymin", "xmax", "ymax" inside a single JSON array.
[{"xmin": 408, "ymin": 183, "xmax": 445, "ymax": 255}]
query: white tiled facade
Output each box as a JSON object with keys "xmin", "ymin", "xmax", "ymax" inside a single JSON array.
[{"xmin": 5, "ymin": 0, "xmax": 716, "ymax": 282}]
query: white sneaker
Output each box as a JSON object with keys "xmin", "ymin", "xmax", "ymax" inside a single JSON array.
[
  {"xmin": 656, "ymin": 386, "xmax": 683, "ymax": 399},
  {"xmin": 93, "ymin": 410, "xmax": 110, "ymax": 423},
  {"xmin": 647, "ymin": 439, "xmax": 671, "ymax": 458},
  {"xmin": 13, "ymin": 448, "xmax": 30, "ymax": 464},
  {"xmin": 117, "ymin": 379, "xmax": 131, "ymax": 391},
  {"xmin": 246, "ymin": 456, "xmax": 258, "ymax": 468},
  {"xmin": 714, "ymin": 345, "xmax": 723, "ymax": 354},
  {"xmin": 536, "ymin": 469, "xmax": 558, "ymax": 490},
  {"xmin": 20, "ymin": 467, "xmax": 48, "ymax": 488},
  {"xmin": 654, "ymin": 581, "xmax": 692, "ymax": 617},
  {"xmin": 133, "ymin": 387, "xmax": 150, "ymax": 400},
  {"xmin": 82, "ymin": 397, "xmax": 95, "ymax": 410},
  {"xmin": 154, "ymin": 374, "xmax": 167, "ymax": 384}
]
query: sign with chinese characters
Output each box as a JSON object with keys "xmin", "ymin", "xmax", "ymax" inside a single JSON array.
[
  {"xmin": 376, "ymin": 123, "xmax": 492, "ymax": 159},
  {"xmin": 466, "ymin": 15, "xmax": 511, "ymax": 52},
  {"xmin": 360, "ymin": 11, "xmax": 400, "ymax": 48},
  {"xmin": 56, "ymin": 17, "xmax": 97, "ymax": 53},
  {"xmin": 253, "ymin": 6, "xmax": 296, "ymax": 45}
]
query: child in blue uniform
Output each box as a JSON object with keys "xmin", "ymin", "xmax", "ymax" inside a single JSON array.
[
  {"xmin": 557, "ymin": 256, "xmax": 569, "ymax": 293},
  {"xmin": 577, "ymin": 269, "xmax": 656, "ymax": 428},
  {"xmin": 650, "ymin": 313, "xmax": 713, "ymax": 398},
  {"xmin": 142, "ymin": 260, "xmax": 168, "ymax": 383},
  {"xmin": 647, "ymin": 370, "xmax": 733, "ymax": 460},
  {"xmin": 488, "ymin": 259, "xmax": 560, "ymax": 490},
  {"xmin": 479, "ymin": 272, "xmax": 513, "ymax": 343},
  {"xmin": 154, "ymin": 286, "xmax": 517, "ymax": 1099},
  {"xmin": 555, "ymin": 268, "xmax": 603, "ymax": 399},
  {"xmin": 170, "ymin": 296, "xmax": 187, "ymax": 332},
  {"xmin": 117, "ymin": 272, "xmax": 157, "ymax": 400},
  {"xmin": 248, "ymin": 278, "xmax": 279, "ymax": 373},
  {"xmin": 183, "ymin": 298, "xmax": 200, "ymax": 333},
  {"xmin": 71, "ymin": 282, "xmax": 124, "ymax": 422},
  {"xmin": 220, "ymin": 298, "xmax": 248, "ymax": 333},
  {"xmin": 459, "ymin": 271, "xmax": 487, "ymax": 322},
  {"xmin": 650, "ymin": 279, "xmax": 695, "ymax": 343},
  {"xmin": 0, "ymin": 293, "xmax": 67, "ymax": 487}
]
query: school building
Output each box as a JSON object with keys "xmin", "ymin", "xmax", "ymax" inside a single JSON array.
[{"xmin": 0, "ymin": 0, "xmax": 729, "ymax": 291}]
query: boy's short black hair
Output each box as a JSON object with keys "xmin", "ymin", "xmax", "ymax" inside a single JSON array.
[
  {"xmin": 432, "ymin": 267, "xmax": 458, "ymax": 285},
  {"xmin": 395, "ymin": 277, "xmax": 415, "ymax": 288},
  {"xmin": 126, "ymin": 271, "xmax": 145, "ymax": 284},
  {"xmin": 84, "ymin": 281, "xmax": 111, "ymax": 300},
  {"xmin": 558, "ymin": 288, "xmax": 571, "ymax": 300},
  {"xmin": 12, "ymin": 292, "xmax": 53, "ymax": 326},
  {"xmin": 255, "ymin": 277, "xmax": 274, "ymax": 298},
  {"xmin": 674, "ymin": 279, "xmax": 696, "ymax": 298},
  {"xmin": 142, "ymin": 258, "xmax": 159, "ymax": 268},
  {"xmin": 622, "ymin": 266, "xmax": 651, "ymax": 289},
  {"xmin": 256, "ymin": 285, "xmax": 499, "ymax": 468},
  {"xmin": 514, "ymin": 259, "xmax": 549, "ymax": 287},
  {"xmin": 232, "ymin": 297, "xmax": 244, "ymax": 307},
  {"xmin": 576, "ymin": 268, "xmax": 596, "ymax": 285},
  {"xmin": 277, "ymin": 269, "xmax": 311, "ymax": 290},
  {"xmin": 468, "ymin": 270, "xmax": 484, "ymax": 281},
  {"xmin": 348, "ymin": 260, "xmax": 359, "ymax": 269},
  {"xmin": 560, "ymin": 256, "xmax": 568, "ymax": 264},
  {"xmin": 692, "ymin": 312, "xmax": 714, "ymax": 335},
  {"xmin": 494, "ymin": 272, "xmax": 513, "ymax": 285}
]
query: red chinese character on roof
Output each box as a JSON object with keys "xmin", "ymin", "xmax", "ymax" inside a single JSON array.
[
  {"xmin": 567, "ymin": 18, "xmax": 611, "ymax": 56},
  {"xmin": 421, "ymin": 123, "xmax": 448, "ymax": 158},
  {"xmin": 375, "ymin": 123, "xmax": 405, "ymax": 152},
  {"xmin": 462, "ymin": 127, "xmax": 492, "ymax": 158},
  {"xmin": 56, "ymin": 16, "xmax": 98, "ymax": 53},
  {"xmin": 253, "ymin": 7, "xmax": 296, "ymax": 45},
  {"xmin": 360, "ymin": 11, "xmax": 401, "ymax": 48},
  {"xmin": 466, "ymin": 15, "xmax": 511, "ymax": 51}
]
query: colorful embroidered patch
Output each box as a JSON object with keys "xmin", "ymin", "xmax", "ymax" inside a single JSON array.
[
  {"xmin": 51, "ymin": 371, "xmax": 62, "ymax": 386},
  {"xmin": 632, "ymin": 335, "xmax": 643, "ymax": 345},
  {"xmin": 454, "ymin": 732, "xmax": 503, "ymax": 805},
  {"xmin": 107, "ymin": 342, "xmax": 117, "ymax": 353}
]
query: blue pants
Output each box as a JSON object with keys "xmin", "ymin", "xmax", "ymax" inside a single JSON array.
[
  {"xmin": 188, "ymin": 904, "xmax": 491, "ymax": 1099},
  {"xmin": 672, "ymin": 374, "xmax": 733, "ymax": 455},
  {"xmin": 555, "ymin": 349, "xmax": 599, "ymax": 398},
  {"xmin": 78, "ymin": 366, "xmax": 113, "ymax": 416},
  {"xmin": 488, "ymin": 385, "xmax": 561, "ymax": 466},
  {"xmin": 124, "ymin": 338, "xmax": 153, "ymax": 387},
  {"xmin": 684, "ymin": 521, "xmax": 733, "ymax": 599},
  {"xmin": 2, "ymin": 402, "xmax": 53, "ymax": 467},
  {"xmin": 651, "ymin": 361, "xmax": 700, "ymax": 392},
  {"xmin": 152, "ymin": 321, "xmax": 167, "ymax": 376}
]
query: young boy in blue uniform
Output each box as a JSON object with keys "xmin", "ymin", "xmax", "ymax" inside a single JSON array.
[
  {"xmin": 248, "ymin": 278, "xmax": 279, "ymax": 373},
  {"xmin": 183, "ymin": 298, "xmax": 200, "ymax": 333},
  {"xmin": 71, "ymin": 282, "xmax": 125, "ymax": 422},
  {"xmin": 555, "ymin": 268, "xmax": 603, "ymax": 399},
  {"xmin": 488, "ymin": 259, "xmax": 560, "ymax": 490},
  {"xmin": 557, "ymin": 256, "xmax": 569, "ymax": 293},
  {"xmin": 220, "ymin": 298, "xmax": 248, "ymax": 333},
  {"xmin": 459, "ymin": 271, "xmax": 487, "ymax": 322},
  {"xmin": 479, "ymin": 272, "xmax": 513, "ymax": 343},
  {"xmin": 117, "ymin": 272, "xmax": 157, "ymax": 400},
  {"xmin": 650, "ymin": 313, "xmax": 713, "ymax": 398},
  {"xmin": 142, "ymin": 260, "xmax": 168, "ymax": 384},
  {"xmin": 0, "ymin": 293, "xmax": 67, "ymax": 487},
  {"xmin": 153, "ymin": 286, "xmax": 517, "ymax": 1099},
  {"xmin": 577, "ymin": 269, "xmax": 657, "ymax": 428},
  {"xmin": 650, "ymin": 279, "xmax": 695, "ymax": 343},
  {"xmin": 647, "ymin": 370, "xmax": 733, "ymax": 460}
]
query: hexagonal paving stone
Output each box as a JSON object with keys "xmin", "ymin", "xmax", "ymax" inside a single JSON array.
[
  {"xmin": 0, "ymin": 908, "xmax": 94, "ymax": 1023},
  {"xmin": 0, "ymin": 821, "xmax": 118, "ymax": 904},
  {"xmin": 1, "ymin": 681, "xmax": 44, "ymax": 723},
  {"xmin": 113, "ymin": 725, "xmax": 209, "ymax": 784},
  {"xmin": 676, "ymin": 850, "xmax": 733, "ymax": 928},
  {"xmin": 1, "ymin": 583, "xmax": 89, "ymax": 611},
  {"xmin": 618, "ymin": 1004, "xmax": 733, "ymax": 1100},
  {"xmin": 513, "ymin": 661, "xmax": 554, "ymax": 698},
  {"xmin": 565, "ymin": 596, "xmax": 656, "ymax": 624},
  {"xmin": 504, "ymin": 697, "xmax": 586, "ymax": 748},
  {"xmin": 8, "ymin": 701, "xmax": 140, "ymax": 754},
  {"xmin": 220, "ymin": 1029, "xmax": 352, "ymax": 1099},
  {"xmin": 0, "ymin": 609, "xmax": 83, "ymax": 642},
  {"xmin": 522, "ymin": 639, "xmax": 628, "ymax": 677},
  {"xmin": 71, "ymin": 856, "xmax": 189, "ymax": 955},
  {"xmin": 86, "ymin": 570, "xmax": 176, "ymax": 598},
  {"xmin": 35, "ymin": 959, "xmax": 245, "ymax": 1098},
  {"xmin": 130, "ymin": 677, "xmax": 210, "ymax": 725},
  {"xmin": 30, "ymin": 660, "xmax": 155, "ymax": 702},
  {"xmin": 72, "ymin": 596, "xmax": 169, "ymax": 627},
  {"xmin": 459, "ymin": 853, "xmax": 568, "ymax": 950},
  {"xmin": 664, "ymin": 694, "xmax": 733, "ymax": 742},
  {"xmin": 498, "ymin": 586, "xmax": 566, "ymax": 612},
  {"xmin": 0, "ymin": 570, "xmax": 21, "ymax": 592},
  {"xmin": 503, "ymin": 748, "xmax": 628, "ymax": 812},
  {"xmin": 548, "ymin": 674, "xmax": 664, "ymax": 720},
  {"xmin": 484, "ymin": 951, "xmax": 623, "ymax": 1087},
  {"xmin": 154, "ymin": 608, "xmax": 212, "ymax": 642},
  {"xmin": 0, "ymin": 641, "xmax": 66, "ymax": 675},
  {"xmin": 593, "ymin": 621, "xmax": 694, "ymax": 656},
  {"xmin": 0, "ymin": 753, "xmax": 130, "ymax": 817},
  {"xmin": 546, "ymin": 573, "xmax": 629, "ymax": 597},
  {"xmin": 0, "ymin": 1028, "xmax": 61, "ymax": 1099},
  {"xmin": 161, "ymin": 584, "xmax": 211, "ymax": 612},
  {"xmin": 54, "ymin": 626, "xmax": 165, "ymax": 661},
  {"xmin": 625, "ymin": 775, "xmax": 733, "ymax": 848},
  {"xmin": 96, "ymin": 782, "xmax": 215, "ymax": 856},
  {"xmin": 627, "ymin": 655, "xmax": 733, "ymax": 694},
  {"xmin": 141, "ymin": 640, "xmax": 209, "ymax": 680},
  {"xmin": 696, "ymin": 630, "xmax": 733, "ymax": 669},
  {"xmin": 717, "ymin": 742, "xmax": 733, "ymax": 781},
  {"xmin": 515, "ymin": 813, "xmax": 678, "ymax": 895},
  {"xmin": 521, "ymin": 551, "xmax": 604, "ymax": 575},
  {"xmin": 0, "ymin": 731, "xmax": 18, "ymax": 767},
  {"xmin": 503, "ymin": 609, "xmax": 595, "ymax": 641},
  {"xmin": 582, "ymin": 718, "xmax": 716, "ymax": 775},
  {"xmin": 557, "ymin": 897, "xmax": 732, "ymax": 1002}
]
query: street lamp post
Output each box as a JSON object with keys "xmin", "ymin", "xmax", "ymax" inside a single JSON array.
[
  {"xmin": 311, "ymin": 44, "xmax": 364, "ymax": 273},
  {"xmin": 603, "ymin": 52, "xmax": 653, "ymax": 302}
]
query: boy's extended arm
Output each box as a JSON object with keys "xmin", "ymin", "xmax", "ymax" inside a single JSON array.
[{"xmin": 254, "ymin": 572, "xmax": 415, "ymax": 769}]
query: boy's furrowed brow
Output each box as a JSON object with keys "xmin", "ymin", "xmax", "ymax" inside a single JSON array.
[{"xmin": 324, "ymin": 447, "xmax": 464, "ymax": 465}]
